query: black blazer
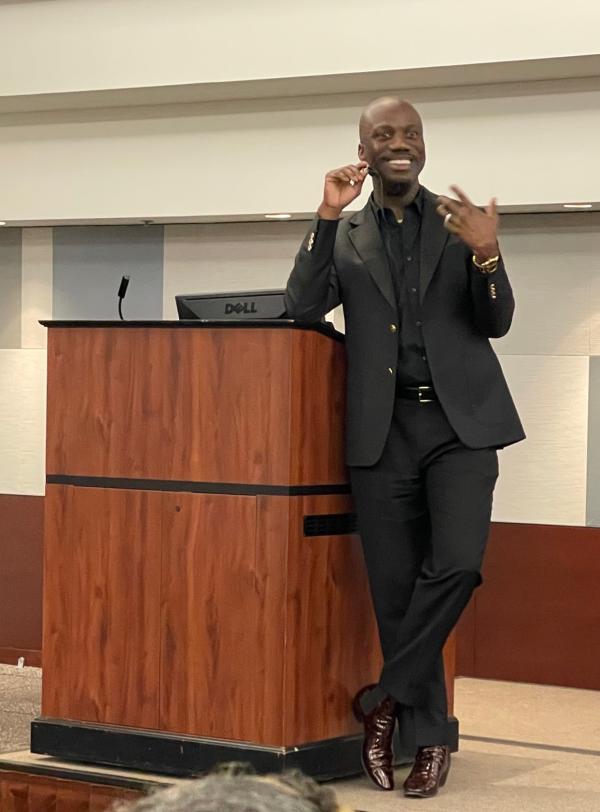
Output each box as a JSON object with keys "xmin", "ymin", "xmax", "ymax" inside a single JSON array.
[{"xmin": 284, "ymin": 187, "xmax": 525, "ymax": 467}]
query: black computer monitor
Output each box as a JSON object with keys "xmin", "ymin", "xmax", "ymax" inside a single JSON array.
[{"xmin": 175, "ymin": 289, "xmax": 287, "ymax": 320}]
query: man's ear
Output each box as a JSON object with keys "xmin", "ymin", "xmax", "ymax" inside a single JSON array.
[{"xmin": 358, "ymin": 142, "xmax": 365, "ymax": 161}]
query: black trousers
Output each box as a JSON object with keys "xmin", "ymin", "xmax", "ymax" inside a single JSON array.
[{"xmin": 350, "ymin": 395, "xmax": 498, "ymax": 749}]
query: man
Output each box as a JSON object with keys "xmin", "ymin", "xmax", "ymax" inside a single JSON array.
[{"xmin": 284, "ymin": 97, "xmax": 525, "ymax": 799}]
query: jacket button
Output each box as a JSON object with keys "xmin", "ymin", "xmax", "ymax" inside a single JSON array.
[
  {"xmin": 388, "ymin": 367, "xmax": 394, "ymax": 375},
  {"xmin": 390, "ymin": 323, "xmax": 397, "ymax": 332}
]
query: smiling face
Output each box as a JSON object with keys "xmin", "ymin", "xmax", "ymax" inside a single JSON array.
[{"xmin": 358, "ymin": 98, "xmax": 426, "ymax": 195}]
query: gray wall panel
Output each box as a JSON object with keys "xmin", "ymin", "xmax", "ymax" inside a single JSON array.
[
  {"xmin": 52, "ymin": 225, "xmax": 163, "ymax": 321},
  {"xmin": 0, "ymin": 229, "xmax": 22, "ymax": 349}
]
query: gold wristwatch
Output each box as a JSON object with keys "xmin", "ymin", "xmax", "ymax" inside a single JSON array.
[{"xmin": 472, "ymin": 253, "xmax": 499, "ymax": 274}]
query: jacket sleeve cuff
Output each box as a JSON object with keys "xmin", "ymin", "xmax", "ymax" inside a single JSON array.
[{"xmin": 302, "ymin": 216, "xmax": 340, "ymax": 254}]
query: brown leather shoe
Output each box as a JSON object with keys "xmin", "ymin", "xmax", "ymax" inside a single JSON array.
[
  {"xmin": 352, "ymin": 684, "xmax": 397, "ymax": 791},
  {"xmin": 403, "ymin": 745, "xmax": 450, "ymax": 798}
]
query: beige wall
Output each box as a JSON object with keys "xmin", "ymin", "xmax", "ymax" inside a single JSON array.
[
  {"xmin": 1, "ymin": 0, "xmax": 599, "ymax": 97},
  {"xmin": 0, "ymin": 349, "xmax": 46, "ymax": 496},
  {"xmin": 1, "ymin": 81, "xmax": 599, "ymax": 222}
]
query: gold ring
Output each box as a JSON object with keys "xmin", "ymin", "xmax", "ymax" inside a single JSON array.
[{"xmin": 444, "ymin": 212, "xmax": 453, "ymax": 226}]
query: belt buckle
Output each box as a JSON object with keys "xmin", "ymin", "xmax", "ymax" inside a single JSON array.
[{"xmin": 418, "ymin": 386, "xmax": 433, "ymax": 404}]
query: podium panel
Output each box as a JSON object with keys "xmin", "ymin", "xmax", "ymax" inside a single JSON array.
[
  {"xmin": 45, "ymin": 324, "xmax": 346, "ymax": 486},
  {"xmin": 43, "ymin": 486, "xmax": 162, "ymax": 729}
]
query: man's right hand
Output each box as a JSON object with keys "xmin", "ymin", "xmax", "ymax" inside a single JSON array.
[{"xmin": 317, "ymin": 161, "xmax": 369, "ymax": 220}]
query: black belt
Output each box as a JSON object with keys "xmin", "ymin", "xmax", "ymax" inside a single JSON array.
[{"xmin": 397, "ymin": 385, "xmax": 437, "ymax": 403}]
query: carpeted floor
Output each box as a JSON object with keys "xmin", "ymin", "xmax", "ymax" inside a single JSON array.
[
  {"xmin": 2, "ymin": 666, "xmax": 599, "ymax": 811},
  {"xmin": 0, "ymin": 663, "xmax": 40, "ymax": 755},
  {"xmin": 334, "ymin": 678, "xmax": 600, "ymax": 812}
]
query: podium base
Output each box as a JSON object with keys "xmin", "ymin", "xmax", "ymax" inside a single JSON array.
[{"xmin": 31, "ymin": 717, "xmax": 459, "ymax": 780}]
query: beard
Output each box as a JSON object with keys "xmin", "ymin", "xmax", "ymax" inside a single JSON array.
[
  {"xmin": 383, "ymin": 178, "xmax": 414, "ymax": 196},
  {"xmin": 370, "ymin": 169, "xmax": 417, "ymax": 205}
]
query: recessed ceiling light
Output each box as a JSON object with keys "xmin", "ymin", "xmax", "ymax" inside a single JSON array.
[
  {"xmin": 563, "ymin": 203, "xmax": 593, "ymax": 209},
  {"xmin": 0, "ymin": 221, "xmax": 6, "ymax": 226},
  {"xmin": 264, "ymin": 213, "xmax": 292, "ymax": 220}
]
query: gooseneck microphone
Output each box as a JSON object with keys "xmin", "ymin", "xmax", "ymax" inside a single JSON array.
[{"xmin": 117, "ymin": 275, "xmax": 130, "ymax": 321}]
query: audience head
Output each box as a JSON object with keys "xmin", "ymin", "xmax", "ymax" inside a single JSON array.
[{"xmin": 113, "ymin": 763, "xmax": 352, "ymax": 812}]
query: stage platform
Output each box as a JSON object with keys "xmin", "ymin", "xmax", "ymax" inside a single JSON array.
[{"xmin": 0, "ymin": 749, "xmax": 170, "ymax": 809}]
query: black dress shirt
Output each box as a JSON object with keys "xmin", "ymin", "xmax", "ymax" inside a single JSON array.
[{"xmin": 370, "ymin": 188, "xmax": 432, "ymax": 388}]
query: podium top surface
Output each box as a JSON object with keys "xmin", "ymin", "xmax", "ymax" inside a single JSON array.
[{"xmin": 41, "ymin": 319, "xmax": 343, "ymax": 342}]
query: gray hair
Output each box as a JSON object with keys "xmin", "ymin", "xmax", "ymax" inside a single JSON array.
[{"xmin": 112, "ymin": 769, "xmax": 342, "ymax": 812}]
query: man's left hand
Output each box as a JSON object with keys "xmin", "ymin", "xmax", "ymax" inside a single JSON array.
[{"xmin": 437, "ymin": 186, "xmax": 499, "ymax": 261}]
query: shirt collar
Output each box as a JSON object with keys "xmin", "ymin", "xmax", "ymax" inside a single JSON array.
[{"xmin": 371, "ymin": 185, "xmax": 424, "ymax": 225}]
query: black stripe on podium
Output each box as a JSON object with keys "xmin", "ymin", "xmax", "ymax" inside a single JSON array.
[
  {"xmin": 46, "ymin": 474, "xmax": 351, "ymax": 497},
  {"xmin": 304, "ymin": 513, "xmax": 358, "ymax": 536}
]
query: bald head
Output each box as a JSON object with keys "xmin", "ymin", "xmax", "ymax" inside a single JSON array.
[
  {"xmin": 357, "ymin": 97, "xmax": 426, "ymax": 193},
  {"xmin": 359, "ymin": 97, "xmax": 422, "ymax": 142}
]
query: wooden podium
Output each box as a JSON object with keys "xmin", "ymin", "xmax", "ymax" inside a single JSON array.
[{"xmin": 32, "ymin": 321, "xmax": 457, "ymax": 778}]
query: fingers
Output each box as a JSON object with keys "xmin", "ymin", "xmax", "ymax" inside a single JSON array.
[
  {"xmin": 439, "ymin": 189, "xmax": 499, "ymax": 230},
  {"xmin": 449, "ymin": 185, "xmax": 474, "ymax": 207},
  {"xmin": 328, "ymin": 163, "xmax": 369, "ymax": 185},
  {"xmin": 353, "ymin": 165, "xmax": 370, "ymax": 186},
  {"xmin": 437, "ymin": 195, "xmax": 463, "ymax": 217},
  {"xmin": 436, "ymin": 203, "xmax": 459, "ymax": 230},
  {"xmin": 436, "ymin": 201, "xmax": 462, "ymax": 232},
  {"xmin": 443, "ymin": 187, "xmax": 498, "ymax": 219},
  {"xmin": 333, "ymin": 168, "xmax": 356, "ymax": 184},
  {"xmin": 441, "ymin": 212, "xmax": 461, "ymax": 233},
  {"xmin": 485, "ymin": 197, "xmax": 498, "ymax": 218},
  {"xmin": 349, "ymin": 164, "xmax": 369, "ymax": 186},
  {"xmin": 323, "ymin": 163, "xmax": 369, "ymax": 210}
]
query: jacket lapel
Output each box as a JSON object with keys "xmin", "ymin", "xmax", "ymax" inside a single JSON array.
[
  {"xmin": 419, "ymin": 189, "xmax": 450, "ymax": 304},
  {"xmin": 348, "ymin": 205, "xmax": 397, "ymax": 312}
]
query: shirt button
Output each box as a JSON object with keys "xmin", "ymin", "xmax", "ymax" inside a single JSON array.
[
  {"xmin": 390, "ymin": 323, "xmax": 397, "ymax": 333},
  {"xmin": 411, "ymin": 287, "xmax": 417, "ymax": 294},
  {"xmin": 422, "ymin": 355, "xmax": 427, "ymax": 362},
  {"xmin": 416, "ymin": 321, "xmax": 422, "ymax": 327},
  {"xmin": 407, "ymin": 255, "xmax": 413, "ymax": 262}
]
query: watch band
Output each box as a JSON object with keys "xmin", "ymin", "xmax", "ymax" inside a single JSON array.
[{"xmin": 472, "ymin": 253, "xmax": 499, "ymax": 274}]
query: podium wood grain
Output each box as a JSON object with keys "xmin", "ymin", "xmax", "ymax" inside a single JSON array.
[
  {"xmin": 42, "ymin": 486, "xmax": 162, "ymax": 728},
  {"xmin": 46, "ymin": 327, "xmax": 346, "ymax": 485},
  {"xmin": 159, "ymin": 493, "xmax": 273, "ymax": 742},
  {"xmin": 0, "ymin": 771, "xmax": 142, "ymax": 811},
  {"xmin": 289, "ymin": 331, "xmax": 346, "ymax": 484},
  {"xmin": 283, "ymin": 493, "xmax": 380, "ymax": 744}
]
